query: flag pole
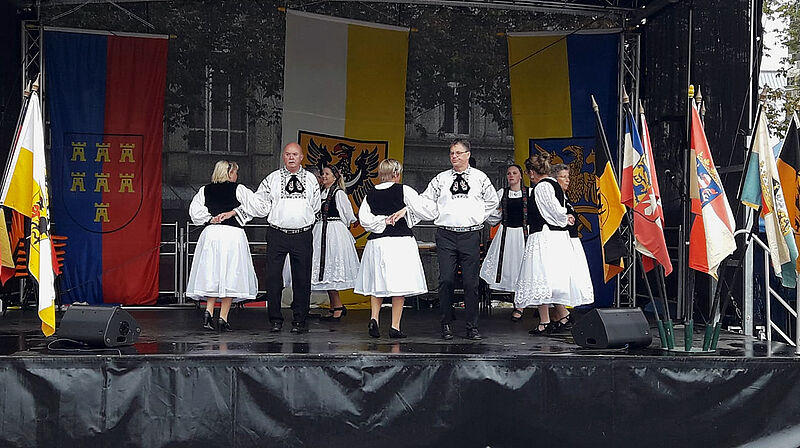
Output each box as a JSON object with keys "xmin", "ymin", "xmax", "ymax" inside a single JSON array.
[
  {"xmin": 684, "ymin": 84, "xmax": 696, "ymax": 352},
  {"xmin": 700, "ymin": 104, "xmax": 764, "ymax": 349}
]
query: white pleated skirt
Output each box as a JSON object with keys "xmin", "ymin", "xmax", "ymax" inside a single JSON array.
[
  {"xmin": 311, "ymin": 220, "xmax": 360, "ymax": 290},
  {"xmin": 514, "ymin": 226, "xmax": 594, "ymax": 307},
  {"xmin": 354, "ymin": 236, "xmax": 427, "ymax": 298},
  {"xmin": 479, "ymin": 225, "xmax": 526, "ymax": 292},
  {"xmin": 186, "ymin": 225, "xmax": 258, "ymax": 302}
]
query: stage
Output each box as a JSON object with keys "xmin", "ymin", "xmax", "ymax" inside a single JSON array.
[{"xmin": 1, "ymin": 306, "xmax": 800, "ymax": 447}]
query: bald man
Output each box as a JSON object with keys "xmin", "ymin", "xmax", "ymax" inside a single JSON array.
[{"xmin": 236, "ymin": 142, "xmax": 321, "ymax": 333}]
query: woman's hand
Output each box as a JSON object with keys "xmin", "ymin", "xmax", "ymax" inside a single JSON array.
[
  {"xmin": 567, "ymin": 214, "xmax": 576, "ymax": 225},
  {"xmin": 211, "ymin": 211, "xmax": 235, "ymax": 224},
  {"xmin": 386, "ymin": 208, "xmax": 407, "ymax": 226}
]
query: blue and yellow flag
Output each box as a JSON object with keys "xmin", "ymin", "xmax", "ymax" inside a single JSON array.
[{"xmin": 508, "ymin": 31, "xmax": 621, "ymax": 306}]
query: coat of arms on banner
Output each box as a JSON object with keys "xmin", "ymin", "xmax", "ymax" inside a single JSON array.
[
  {"xmin": 530, "ymin": 138, "xmax": 598, "ymax": 239},
  {"xmin": 60, "ymin": 133, "xmax": 144, "ymax": 233},
  {"xmin": 298, "ymin": 130, "xmax": 387, "ymax": 241}
]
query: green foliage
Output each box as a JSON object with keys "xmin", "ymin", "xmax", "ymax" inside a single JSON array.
[{"xmin": 762, "ymin": 0, "xmax": 800, "ymax": 137}]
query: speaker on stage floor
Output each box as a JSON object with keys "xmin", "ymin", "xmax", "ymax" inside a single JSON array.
[
  {"xmin": 58, "ymin": 305, "xmax": 141, "ymax": 347},
  {"xmin": 571, "ymin": 308, "xmax": 652, "ymax": 349}
]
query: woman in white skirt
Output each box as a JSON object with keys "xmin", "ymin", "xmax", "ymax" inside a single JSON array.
[
  {"xmin": 186, "ymin": 161, "xmax": 258, "ymax": 331},
  {"xmin": 515, "ymin": 154, "xmax": 593, "ymax": 335},
  {"xmin": 551, "ymin": 163, "xmax": 594, "ymax": 320},
  {"xmin": 312, "ymin": 165, "xmax": 360, "ymax": 320},
  {"xmin": 355, "ymin": 159, "xmax": 427, "ymax": 339},
  {"xmin": 480, "ymin": 164, "xmax": 530, "ymax": 321}
]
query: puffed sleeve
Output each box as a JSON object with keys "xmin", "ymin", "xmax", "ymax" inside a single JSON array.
[
  {"xmin": 189, "ymin": 187, "xmax": 211, "ymax": 225},
  {"xmin": 234, "ymin": 184, "xmax": 256, "ymax": 225},
  {"xmin": 535, "ymin": 182, "xmax": 569, "ymax": 228},
  {"xmin": 485, "ymin": 188, "xmax": 503, "ymax": 226},
  {"xmin": 335, "ymin": 189, "xmax": 357, "ymax": 225},
  {"xmin": 414, "ymin": 176, "xmax": 440, "ymax": 221},
  {"xmin": 402, "ymin": 185, "xmax": 427, "ymax": 228},
  {"xmin": 358, "ymin": 196, "xmax": 387, "ymax": 233},
  {"xmin": 236, "ymin": 176, "xmax": 272, "ymax": 219},
  {"xmin": 309, "ymin": 173, "xmax": 322, "ymax": 214},
  {"xmin": 481, "ymin": 176, "xmax": 500, "ymax": 223}
]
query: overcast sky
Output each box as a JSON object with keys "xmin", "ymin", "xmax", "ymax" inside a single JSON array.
[{"xmin": 761, "ymin": 13, "xmax": 788, "ymax": 71}]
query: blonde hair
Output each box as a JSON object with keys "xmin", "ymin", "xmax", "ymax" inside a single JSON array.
[
  {"xmin": 525, "ymin": 153, "xmax": 551, "ymax": 176},
  {"xmin": 378, "ymin": 159, "xmax": 403, "ymax": 182},
  {"xmin": 322, "ymin": 165, "xmax": 346, "ymax": 190},
  {"xmin": 211, "ymin": 160, "xmax": 238, "ymax": 183}
]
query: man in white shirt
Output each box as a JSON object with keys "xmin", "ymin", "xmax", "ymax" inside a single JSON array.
[
  {"xmin": 236, "ymin": 142, "xmax": 321, "ymax": 333},
  {"xmin": 421, "ymin": 139, "xmax": 499, "ymax": 340}
]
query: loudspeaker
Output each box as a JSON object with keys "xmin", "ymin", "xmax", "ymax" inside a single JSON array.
[
  {"xmin": 571, "ymin": 308, "xmax": 652, "ymax": 349},
  {"xmin": 58, "ymin": 306, "xmax": 141, "ymax": 347}
]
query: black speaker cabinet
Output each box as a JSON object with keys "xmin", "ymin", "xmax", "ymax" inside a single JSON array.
[
  {"xmin": 58, "ymin": 305, "xmax": 141, "ymax": 347},
  {"xmin": 571, "ymin": 308, "xmax": 652, "ymax": 349}
]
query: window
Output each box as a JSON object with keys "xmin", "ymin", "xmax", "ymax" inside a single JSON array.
[
  {"xmin": 442, "ymin": 81, "xmax": 471, "ymax": 135},
  {"xmin": 188, "ymin": 66, "xmax": 248, "ymax": 153}
]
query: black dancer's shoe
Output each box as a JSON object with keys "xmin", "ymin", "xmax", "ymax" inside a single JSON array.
[
  {"xmin": 368, "ymin": 319, "xmax": 380, "ymax": 338},
  {"xmin": 465, "ymin": 327, "xmax": 482, "ymax": 341},
  {"xmin": 389, "ymin": 327, "xmax": 407, "ymax": 339},
  {"xmin": 217, "ymin": 317, "xmax": 232, "ymax": 332},
  {"xmin": 290, "ymin": 321, "xmax": 308, "ymax": 334},
  {"xmin": 441, "ymin": 323, "xmax": 454, "ymax": 340},
  {"xmin": 270, "ymin": 321, "xmax": 283, "ymax": 333},
  {"xmin": 203, "ymin": 310, "xmax": 216, "ymax": 331},
  {"xmin": 323, "ymin": 306, "xmax": 348, "ymax": 321}
]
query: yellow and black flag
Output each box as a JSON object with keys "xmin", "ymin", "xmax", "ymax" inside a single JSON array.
[
  {"xmin": 592, "ymin": 96, "xmax": 627, "ymax": 282},
  {"xmin": 777, "ymin": 113, "xmax": 800, "ymax": 270}
]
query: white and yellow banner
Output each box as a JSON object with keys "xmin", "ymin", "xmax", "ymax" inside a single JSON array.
[
  {"xmin": 0, "ymin": 88, "xmax": 56, "ymax": 336},
  {"xmin": 282, "ymin": 10, "xmax": 409, "ymax": 162}
]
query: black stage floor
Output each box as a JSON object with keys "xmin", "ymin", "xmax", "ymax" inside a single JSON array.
[{"xmin": 2, "ymin": 306, "xmax": 800, "ymax": 447}]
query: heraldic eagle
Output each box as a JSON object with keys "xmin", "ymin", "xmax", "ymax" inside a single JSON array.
[{"xmin": 306, "ymin": 138, "xmax": 380, "ymax": 206}]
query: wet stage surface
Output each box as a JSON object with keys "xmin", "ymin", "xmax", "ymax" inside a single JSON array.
[{"xmin": 0, "ymin": 306, "xmax": 795, "ymax": 359}]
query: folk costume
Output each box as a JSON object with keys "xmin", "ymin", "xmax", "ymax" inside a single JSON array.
[
  {"xmin": 421, "ymin": 167, "xmax": 499, "ymax": 330},
  {"xmin": 514, "ymin": 178, "xmax": 593, "ymax": 307},
  {"xmin": 311, "ymin": 186, "xmax": 360, "ymax": 290},
  {"xmin": 186, "ymin": 182, "xmax": 258, "ymax": 301},
  {"xmin": 479, "ymin": 187, "xmax": 530, "ymax": 292},
  {"xmin": 237, "ymin": 167, "xmax": 321, "ymax": 327},
  {"xmin": 354, "ymin": 182, "xmax": 427, "ymax": 298}
]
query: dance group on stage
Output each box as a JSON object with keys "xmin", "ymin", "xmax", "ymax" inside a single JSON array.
[{"xmin": 185, "ymin": 138, "xmax": 593, "ymax": 340}]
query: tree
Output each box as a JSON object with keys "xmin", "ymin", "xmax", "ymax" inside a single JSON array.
[{"xmin": 763, "ymin": 0, "xmax": 800, "ymax": 138}]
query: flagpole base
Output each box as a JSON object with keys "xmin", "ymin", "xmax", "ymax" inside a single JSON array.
[{"xmin": 660, "ymin": 347, "xmax": 716, "ymax": 355}]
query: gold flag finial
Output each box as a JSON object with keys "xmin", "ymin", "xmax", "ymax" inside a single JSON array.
[
  {"xmin": 688, "ymin": 84, "xmax": 695, "ymax": 98},
  {"xmin": 622, "ymin": 87, "xmax": 630, "ymax": 105}
]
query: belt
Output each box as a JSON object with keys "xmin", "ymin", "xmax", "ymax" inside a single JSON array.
[
  {"xmin": 440, "ymin": 224, "xmax": 483, "ymax": 232},
  {"xmin": 317, "ymin": 216, "xmax": 341, "ymax": 222},
  {"xmin": 268, "ymin": 223, "xmax": 313, "ymax": 234}
]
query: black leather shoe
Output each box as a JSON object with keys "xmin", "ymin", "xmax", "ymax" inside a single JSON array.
[
  {"xmin": 269, "ymin": 321, "xmax": 283, "ymax": 333},
  {"xmin": 389, "ymin": 327, "xmax": 407, "ymax": 339},
  {"xmin": 290, "ymin": 322, "xmax": 308, "ymax": 334},
  {"xmin": 441, "ymin": 323, "xmax": 454, "ymax": 340},
  {"xmin": 323, "ymin": 306, "xmax": 348, "ymax": 321},
  {"xmin": 368, "ymin": 319, "xmax": 380, "ymax": 338},
  {"xmin": 203, "ymin": 310, "xmax": 216, "ymax": 331},
  {"xmin": 218, "ymin": 317, "xmax": 232, "ymax": 332},
  {"xmin": 466, "ymin": 327, "xmax": 482, "ymax": 340}
]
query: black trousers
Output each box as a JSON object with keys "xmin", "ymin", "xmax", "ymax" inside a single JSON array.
[
  {"xmin": 435, "ymin": 228, "xmax": 481, "ymax": 328},
  {"xmin": 265, "ymin": 227, "xmax": 313, "ymax": 324}
]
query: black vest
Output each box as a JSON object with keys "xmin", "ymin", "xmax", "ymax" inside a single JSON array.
[
  {"xmin": 504, "ymin": 191, "xmax": 525, "ymax": 228},
  {"xmin": 204, "ymin": 182, "xmax": 242, "ymax": 228},
  {"xmin": 527, "ymin": 178, "xmax": 568, "ymax": 234},
  {"xmin": 365, "ymin": 183, "xmax": 413, "ymax": 240},
  {"xmin": 566, "ymin": 203, "xmax": 579, "ymax": 238},
  {"xmin": 321, "ymin": 188, "xmax": 341, "ymax": 220}
]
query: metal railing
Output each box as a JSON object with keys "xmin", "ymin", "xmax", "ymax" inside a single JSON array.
[{"xmin": 736, "ymin": 229, "xmax": 800, "ymax": 353}]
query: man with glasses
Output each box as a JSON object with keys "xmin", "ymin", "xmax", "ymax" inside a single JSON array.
[{"xmin": 420, "ymin": 139, "xmax": 499, "ymax": 340}]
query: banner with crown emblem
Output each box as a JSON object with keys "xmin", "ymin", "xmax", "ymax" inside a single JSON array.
[{"xmin": 45, "ymin": 29, "xmax": 168, "ymax": 305}]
